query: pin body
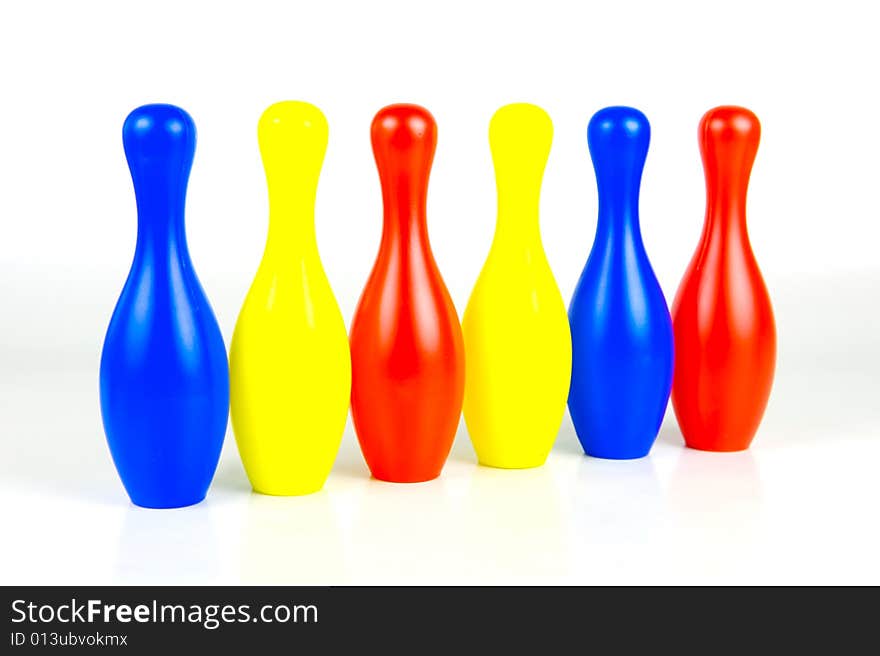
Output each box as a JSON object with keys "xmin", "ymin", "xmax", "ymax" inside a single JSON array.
[
  {"xmin": 671, "ymin": 106, "xmax": 776, "ymax": 451},
  {"xmin": 350, "ymin": 104, "xmax": 465, "ymax": 483},
  {"xmin": 100, "ymin": 104, "xmax": 229, "ymax": 508},
  {"xmin": 230, "ymin": 102, "xmax": 351, "ymax": 495},
  {"xmin": 568, "ymin": 106, "xmax": 673, "ymax": 459},
  {"xmin": 462, "ymin": 103, "xmax": 571, "ymax": 468}
]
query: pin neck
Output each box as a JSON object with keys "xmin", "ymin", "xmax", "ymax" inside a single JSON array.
[
  {"xmin": 597, "ymin": 186, "xmax": 641, "ymax": 232},
  {"xmin": 706, "ymin": 184, "xmax": 747, "ymax": 221},
  {"xmin": 590, "ymin": 175, "xmax": 647, "ymax": 262},
  {"xmin": 594, "ymin": 212, "xmax": 645, "ymax": 259},
  {"xmin": 704, "ymin": 179, "xmax": 750, "ymax": 245},
  {"xmin": 380, "ymin": 175, "xmax": 430, "ymax": 246},
  {"xmin": 265, "ymin": 221, "xmax": 317, "ymax": 265},
  {"xmin": 267, "ymin": 196, "xmax": 317, "ymax": 241},
  {"xmin": 380, "ymin": 219, "xmax": 430, "ymax": 267},
  {"xmin": 700, "ymin": 121, "xmax": 756, "ymax": 240},
  {"xmin": 493, "ymin": 214, "xmax": 541, "ymax": 249},
  {"xmin": 591, "ymin": 136, "xmax": 645, "ymax": 238},
  {"xmin": 492, "ymin": 178, "xmax": 543, "ymax": 248},
  {"xmin": 703, "ymin": 209, "xmax": 750, "ymax": 252},
  {"xmin": 133, "ymin": 187, "xmax": 190, "ymax": 263},
  {"xmin": 260, "ymin": 166, "xmax": 322, "ymax": 261}
]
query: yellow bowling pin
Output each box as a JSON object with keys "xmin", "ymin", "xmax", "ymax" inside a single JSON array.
[
  {"xmin": 462, "ymin": 103, "xmax": 572, "ymax": 469},
  {"xmin": 230, "ymin": 101, "xmax": 351, "ymax": 495}
]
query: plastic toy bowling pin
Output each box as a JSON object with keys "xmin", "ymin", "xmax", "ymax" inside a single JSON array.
[
  {"xmin": 672, "ymin": 106, "xmax": 776, "ymax": 451},
  {"xmin": 99, "ymin": 104, "xmax": 229, "ymax": 508},
  {"xmin": 568, "ymin": 107, "xmax": 674, "ymax": 459},
  {"xmin": 349, "ymin": 104, "xmax": 465, "ymax": 483},
  {"xmin": 461, "ymin": 103, "xmax": 571, "ymax": 468},
  {"xmin": 229, "ymin": 102, "xmax": 351, "ymax": 495}
]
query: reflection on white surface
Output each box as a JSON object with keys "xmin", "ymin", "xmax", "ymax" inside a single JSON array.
[
  {"xmin": 665, "ymin": 448, "xmax": 763, "ymax": 582},
  {"xmin": 569, "ymin": 454, "xmax": 664, "ymax": 545},
  {"xmin": 456, "ymin": 463, "xmax": 567, "ymax": 584},
  {"xmin": 344, "ymin": 470, "xmax": 462, "ymax": 584},
  {"xmin": 114, "ymin": 503, "xmax": 221, "ymax": 584},
  {"xmin": 238, "ymin": 491, "xmax": 345, "ymax": 585}
]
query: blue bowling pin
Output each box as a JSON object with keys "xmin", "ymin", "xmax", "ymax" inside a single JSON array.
[
  {"xmin": 568, "ymin": 106, "xmax": 674, "ymax": 459},
  {"xmin": 99, "ymin": 104, "xmax": 229, "ymax": 508}
]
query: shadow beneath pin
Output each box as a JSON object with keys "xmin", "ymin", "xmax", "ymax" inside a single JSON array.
[
  {"xmin": 552, "ymin": 410, "xmax": 587, "ymax": 456},
  {"xmin": 447, "ymin": 418, "xmax": 478, "ymax": 465},
  {"xmin": 330, "ymin": 428, "xmax": 372, "ymax": 480},
  {"xmin": 209, "ymin": 454, "xmax": 251, "ymax": 493},
  {"xmin": 656, "ymin": 416, "xmax": 684, "ymax": 448}
]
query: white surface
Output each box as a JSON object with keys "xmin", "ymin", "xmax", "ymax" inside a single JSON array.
[
  {"xmin": 3, "ymin": 275, "xmax": 879, "ymax": 585},
  {"xmin": 1, "ymin": 0, "xmax": 879, "ymax": 585}
]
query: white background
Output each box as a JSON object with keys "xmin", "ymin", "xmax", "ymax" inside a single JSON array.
[{"xmin": 1, "ymin": 0, "xmax": 878, "ymax": 584}]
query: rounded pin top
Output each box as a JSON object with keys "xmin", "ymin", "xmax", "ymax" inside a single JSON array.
[
  {"xmin": 587, "ymin": 106, "xmax": 650, "ymax": 176},
  {"xmin": 258, "ymin": 101, "xmax": 329, "ymax": 169},
  {"xmin": 699, "ymin": 106, "xmax": 760, "ymax": 182},
  {"xmin": 489, "ymin": 103, "xmax": 553, "ymax": 163},
  {"xmin": 371, "ymin": 103, "xmax": 436, "ymax": 151},
  {"xmin": 123, "ymin": 103, "xmax": 195, "ymax": 159},
  {"xmin": 490, "ymin": 103, "xmax": 552, "ymax": 131},
  {"xmin": 700, "ymin": 105, "xmax": 760, "ymax": 147},
  {"xmin": 585, "ymin": 106, "xmax": 651, "ymax": 211},
  {"xmin": 588, "ymin": 106, "xmax": 649, "ymax": 145},
  {"xmin": 370, "ymin": 104, "xmax": 437, "ymax": 192}
]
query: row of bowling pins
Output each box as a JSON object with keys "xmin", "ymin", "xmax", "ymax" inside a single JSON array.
[{"xmin": 99, "ymin": 101, "xmax": 776, "ymax": 509}]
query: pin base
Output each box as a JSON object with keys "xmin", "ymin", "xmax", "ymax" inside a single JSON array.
[
  {"xmin": 477, "ymin": 456, "xmax": 549, "ymax": 470},
  {"xmin": 250, "ymin": 483, "xmax": 325, "ymax": 497},
  {"xmin": 683, "ymin": 441, "xmax": 752, "ymax": 453},
  {"xmin": 582, "ymin": 447, "xmax": 652, "ymax": 460},
  {"xmin": 369, "ymin": 469, "xmax": 443, "ymax": 484},
  {"xmin": 128, "ymin": 493, "xmax": 207, "ymax": 510}
]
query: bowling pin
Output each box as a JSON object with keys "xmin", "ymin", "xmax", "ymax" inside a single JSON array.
[
  {"xmin": 671, "ymin": 106, "xmax": 776, "ymax": 451},
  {"xmin": 568, "ymin": 106, "xmax": 674, "ymax": 459},
  {"xmin": 462, "ymin": 103, "xmax": 571, "ymax": 468},
  {"xmin": 349, "ymin": 104, "xmax": 465, "ymax": 483},
  {"xmin": 99, "ymin": 104, "xmax": 229, "ymax": 508},
  {"xmin": 229, "ymin": 102, "xmax": 351, "ymax": 496}
]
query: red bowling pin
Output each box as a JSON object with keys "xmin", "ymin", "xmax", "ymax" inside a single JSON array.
[
  {"xmin": 349, "ymin": 104, "xmax": 465, "ymax": 482},
  {"xmin": 671, "ymin": 106, "xmax": 776, "ymax": 451}
]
